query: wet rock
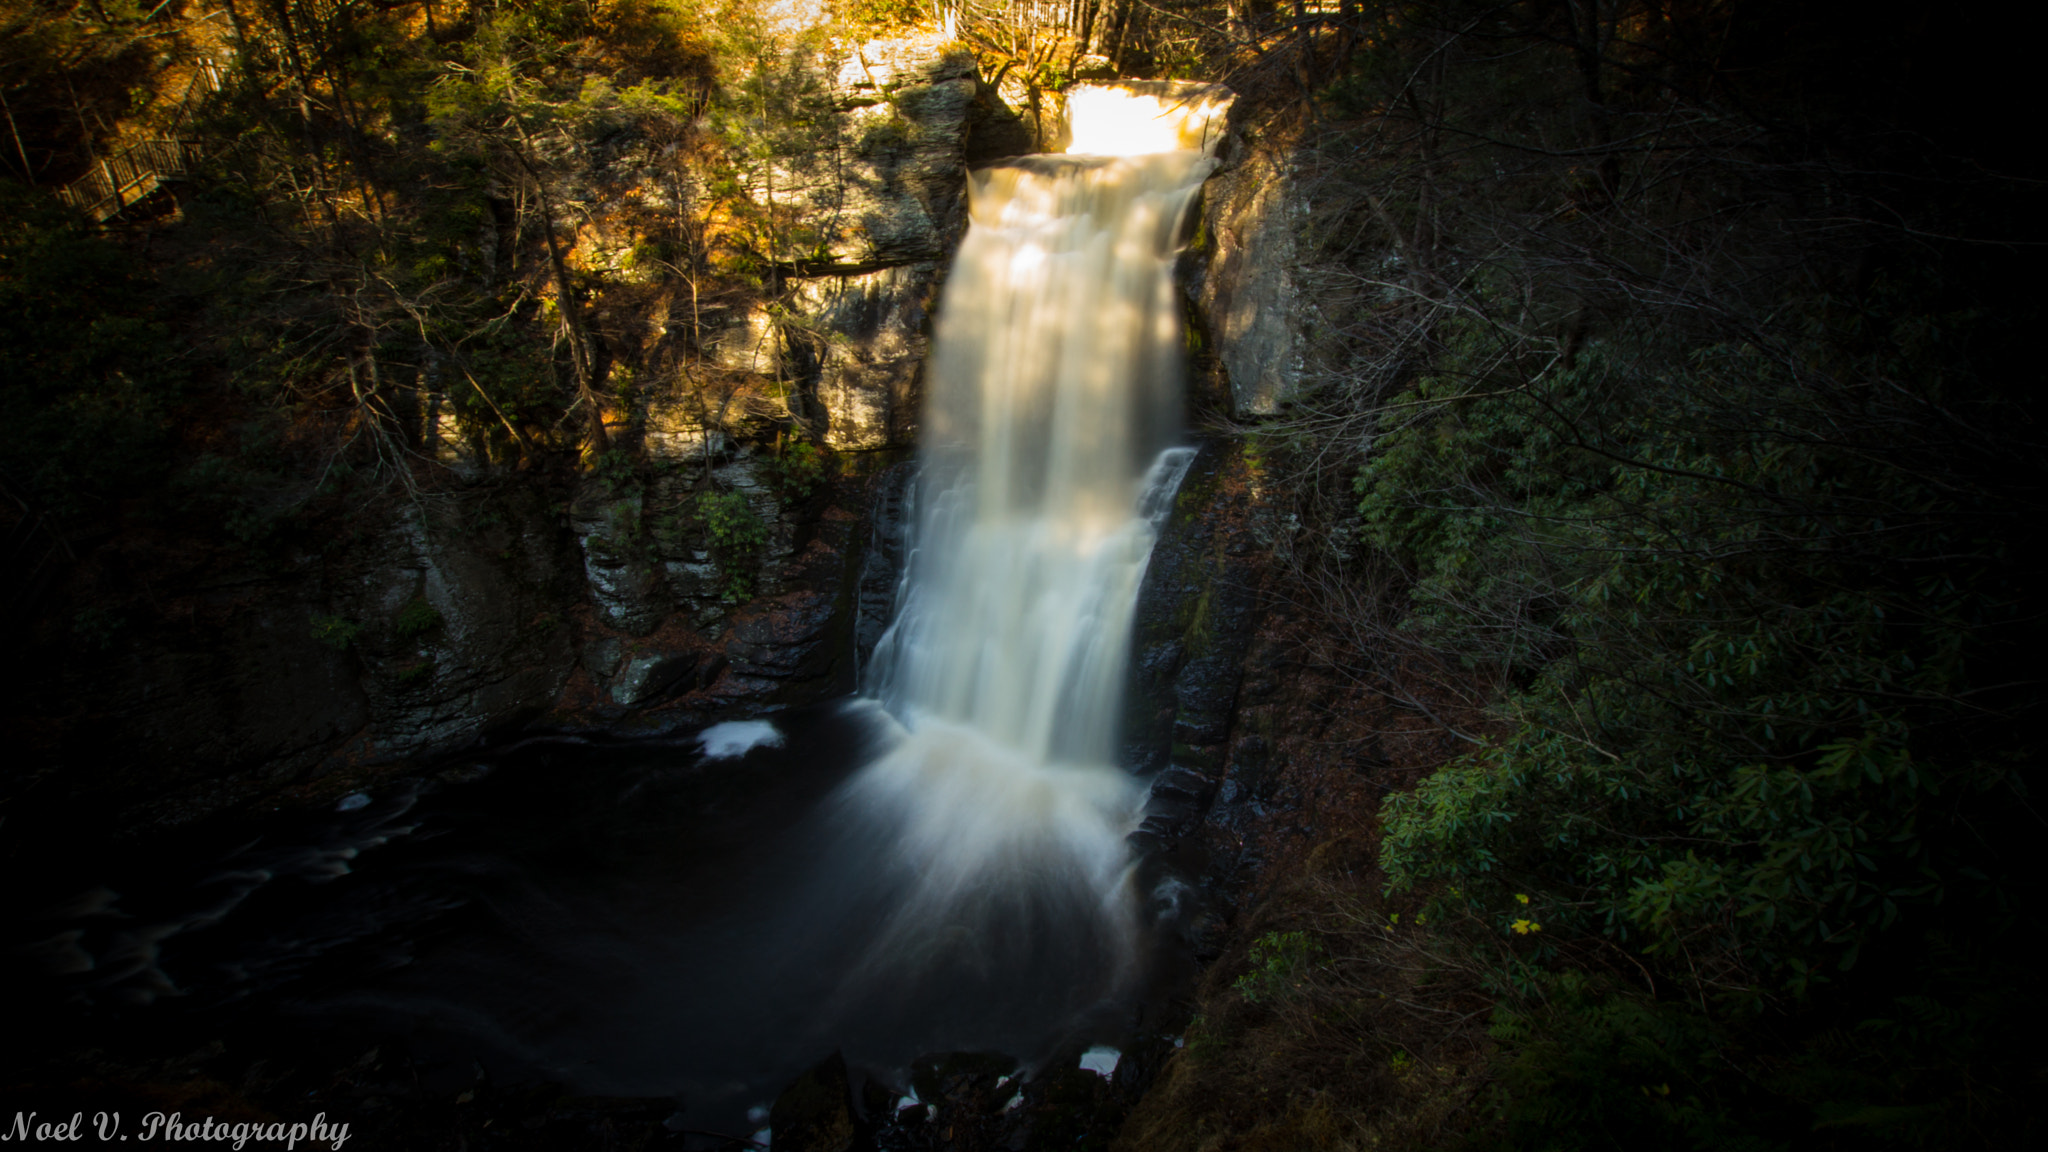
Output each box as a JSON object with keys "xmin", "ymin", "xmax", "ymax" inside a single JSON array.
[
  {"xmin": 772, "ymin": 1050, "xmax": 863, "ymax": 1152},
  {"xmin": 909, "ymin": 1051, "xmax": 1016, "ymax": 1108},
  {"xmin": 860, "ymin": 1075, "xmax": 898, "ymax": 1127},
  {"xmin": 1133, "ymin": 763, "xmax": 1222, "ymax": 852},
  {"xmin": 1151, "ymin": 764, "xmax": 1219, "ymax": 807},
  {"xmin": 568, "ymin": 485, "xmax": 666, "ymax": 636},
  {"xmin": 1186, "ymin": 147, "xmax": 1304, "ymax": 417},
  {"xmin": 1120, "ymin": 441, "xmax": 1260, "ymax": 781},
  {"xmin": 725, "ymin": 592, "xmax": 836, "ymax": 678},
  {"xmin": 1172, "ymin": 655, "xmax": 1242, "ymax": 746},
  {"xmin": 854, "ymin": 463, "xmax": 916, "ymax": 666},
  {"xmin": 875, "ymin": 1052, "xmax": 1021, "ymax": 1151},
  {"xmin": 875, "ymin": 1045, "xmax": 1155, "ymax": 1152},
  {"xmin": 1212, "ymin": 732, "xmax": 1275, "ymax": 814},
  {"xmin": 337, "ymin": 496, "xmax": 578, "ymax": 767},
  {"xmin": 702, "ymin": 588, "xmax": 855, "ymax": 710},
  {"xmin": 579, "ymin": 633, "xmax": 626, "ymax": 694},
  {"xmin": 609, "ymin": 652, "xmax": 718, "ymax": 707},
  {"xmin": 1016, "ymin": 1051, "xmax": 1133, "ymax": 1151}
]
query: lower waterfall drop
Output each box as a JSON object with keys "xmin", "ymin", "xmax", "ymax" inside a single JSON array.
[{"xmin": 836, "ymin": 88, "xmax": 1224, "ymax": 1045}]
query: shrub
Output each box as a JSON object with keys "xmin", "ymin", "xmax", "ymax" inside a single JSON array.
[
  {"xmin": 1233, "ymin": 930, "xmax": 1324, "ymax": 1004},
  {"xmin": 696, "ymin": 489, "xmax": 766, "ymax": 549},
  {"xmin": 1371, "ymin": 319, "xmax": 2025, "ymax": 996},
  {"xmin": 768, "ymin": 437, "xmax": 826, "ymax": 499},
  {"xmin": 696, "ymin": 488, "xmax": 767, "ymax": 601}
]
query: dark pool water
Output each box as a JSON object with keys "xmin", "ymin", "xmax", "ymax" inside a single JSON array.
[{"xmin": 3, "ymin": 703, "xmax": 1164, "ymax": 1135}]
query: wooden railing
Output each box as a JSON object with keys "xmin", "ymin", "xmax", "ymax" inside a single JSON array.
[
  {"xmin": 52, "ymin": 0, "xmax": 355, "ymax": 222},
  {"xmin": 56, "ymin": 138, "xmax": 208, "ymax": 221},
  {"xmin": 54, "ymin": 58, "xmax": 222, "ymax": 222}
]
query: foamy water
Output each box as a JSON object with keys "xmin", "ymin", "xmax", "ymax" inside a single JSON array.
[
  {"xmin": 697, "ymin": 720, "xmax": 786, "ymax": 760},
  {"xmin": 845, "ymin": 91, "xmax": 1215, "ymax": 1007}
]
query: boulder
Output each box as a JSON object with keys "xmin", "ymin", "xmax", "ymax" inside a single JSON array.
[
  {"xmin": 723, "ymin": 591, "xmax": 841, "ymax": 684},
  {"xmin": 769, "ymin": 1051, "xmax": 861, "ymax": 1152},
  {"xmin": 609, "ymin": 651, "xmax": 716, "ymax": 707}
]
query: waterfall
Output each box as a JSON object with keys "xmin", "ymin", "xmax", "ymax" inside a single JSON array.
[{"xmin": 834, "ymin": 88, "xmax": 1221, "ymax": 1032}]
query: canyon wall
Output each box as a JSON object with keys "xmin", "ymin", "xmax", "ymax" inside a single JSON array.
[{"xmin": 2, "ymin": 45, "xmax": 1305, "ymax": 843}]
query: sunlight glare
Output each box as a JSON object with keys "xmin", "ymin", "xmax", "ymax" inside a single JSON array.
[{"xmin": 1062, "ymin": 86, "xmax": 1230, "ymax": 157}]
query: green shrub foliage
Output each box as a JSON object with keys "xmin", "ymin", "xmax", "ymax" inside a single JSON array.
[
  {"xmin": 1220, "ymin": 1, "xmax": 2048, "ymax": 1143},
  {"xmin": 1367, "ymin": 295, "xmax": 2032, "ymax": 999},
  {"xmin": 695, "ymin": 488, "xmax": 766, "ymax": 601}
]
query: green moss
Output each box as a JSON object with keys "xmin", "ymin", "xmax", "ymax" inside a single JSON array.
[
  {"xmin": 394, "ymin": 598, "xmax": 444, "ymax": 639},
  {"xmin": 309, "ymin": 613, "xmax": 362, "ymax": 651},
  {"xmin": 1177, "ymin": 578, "xmax": 1217, "ymax": 656}
]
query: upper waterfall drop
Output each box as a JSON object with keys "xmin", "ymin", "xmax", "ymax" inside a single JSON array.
[
  {"xmin": 866, "ymin": 152, "xmax": 1208, "ymax": 764},
  {"xmin": 866, "ymin": 90, "xmax": 1222, "ymax": 762},
  {"xmin": 830, "ymin": 88, "xmax": 1221, "ymax": 1031},
  {"xmin": 1060, "ymin": 84, "xmax": 1234, "ymax": 157}
]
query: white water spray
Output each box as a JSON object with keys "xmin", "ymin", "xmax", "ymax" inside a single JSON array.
[{"xmin": 842, "ymin": 90, "xmax": 1219, "ymax": 1007}]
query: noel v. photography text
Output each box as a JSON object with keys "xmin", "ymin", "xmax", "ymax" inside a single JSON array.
[{"xmin": 4, "ymin": 1112, "xmax": 350, "ymax": 1149}]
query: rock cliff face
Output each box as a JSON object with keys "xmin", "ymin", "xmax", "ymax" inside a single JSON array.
[
  {"xmin": 572, "ymin": 35, "xmax": 1006, "ymax": 457},
  {"xmin": 7, "ymin": 484, "xmax": 582, "ymax": 829},
  {"xmin": 540, "ymin": 34, "xmax": 1006, "ymax": 726},
  {"xmin": 1, "ymin": 34, "xmax": 1011, "ymax": 835},
  {"xmin": 786, "ymin": 261, "xmax": 939, "ymax": 451},
  {"xmin": 321, "ymin": 490, "xmax": 581, "ymax": 764},
  {"xmin": 1027, "ymin": 76, "xmax": 1298, "ymax": 419},
  {"xmin": 1122, "ymin": 441, "xmax": 1271, "ymax": 850},
  {"xmin": 5, "ymin": 47, "xmax": 1297, "ymax": 849},
  {"xmin": 1186, "ymin": 147, "xmax": 1305, "ymax": 417},
  {"xmin": 723, "ymin": 36, "xmax": 989, "ymax": 451},
  {"xmin": 555, "ymin": 446, "xmax": 880, "ymax": 723}
]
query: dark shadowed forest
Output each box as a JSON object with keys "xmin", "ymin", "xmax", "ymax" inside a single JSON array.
[{"xmin": 3, "ymin": 1, "xmax": 2040, "ymax": 1148}]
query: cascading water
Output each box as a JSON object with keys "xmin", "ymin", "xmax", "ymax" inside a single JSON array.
[
  {"xmin": 1, "ymin": 87, "xmax": 1239, "ymax": 1133},
  {"xmin": 837, "ymin": 86, "xmax": 1226, "ymax": 1035}
]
